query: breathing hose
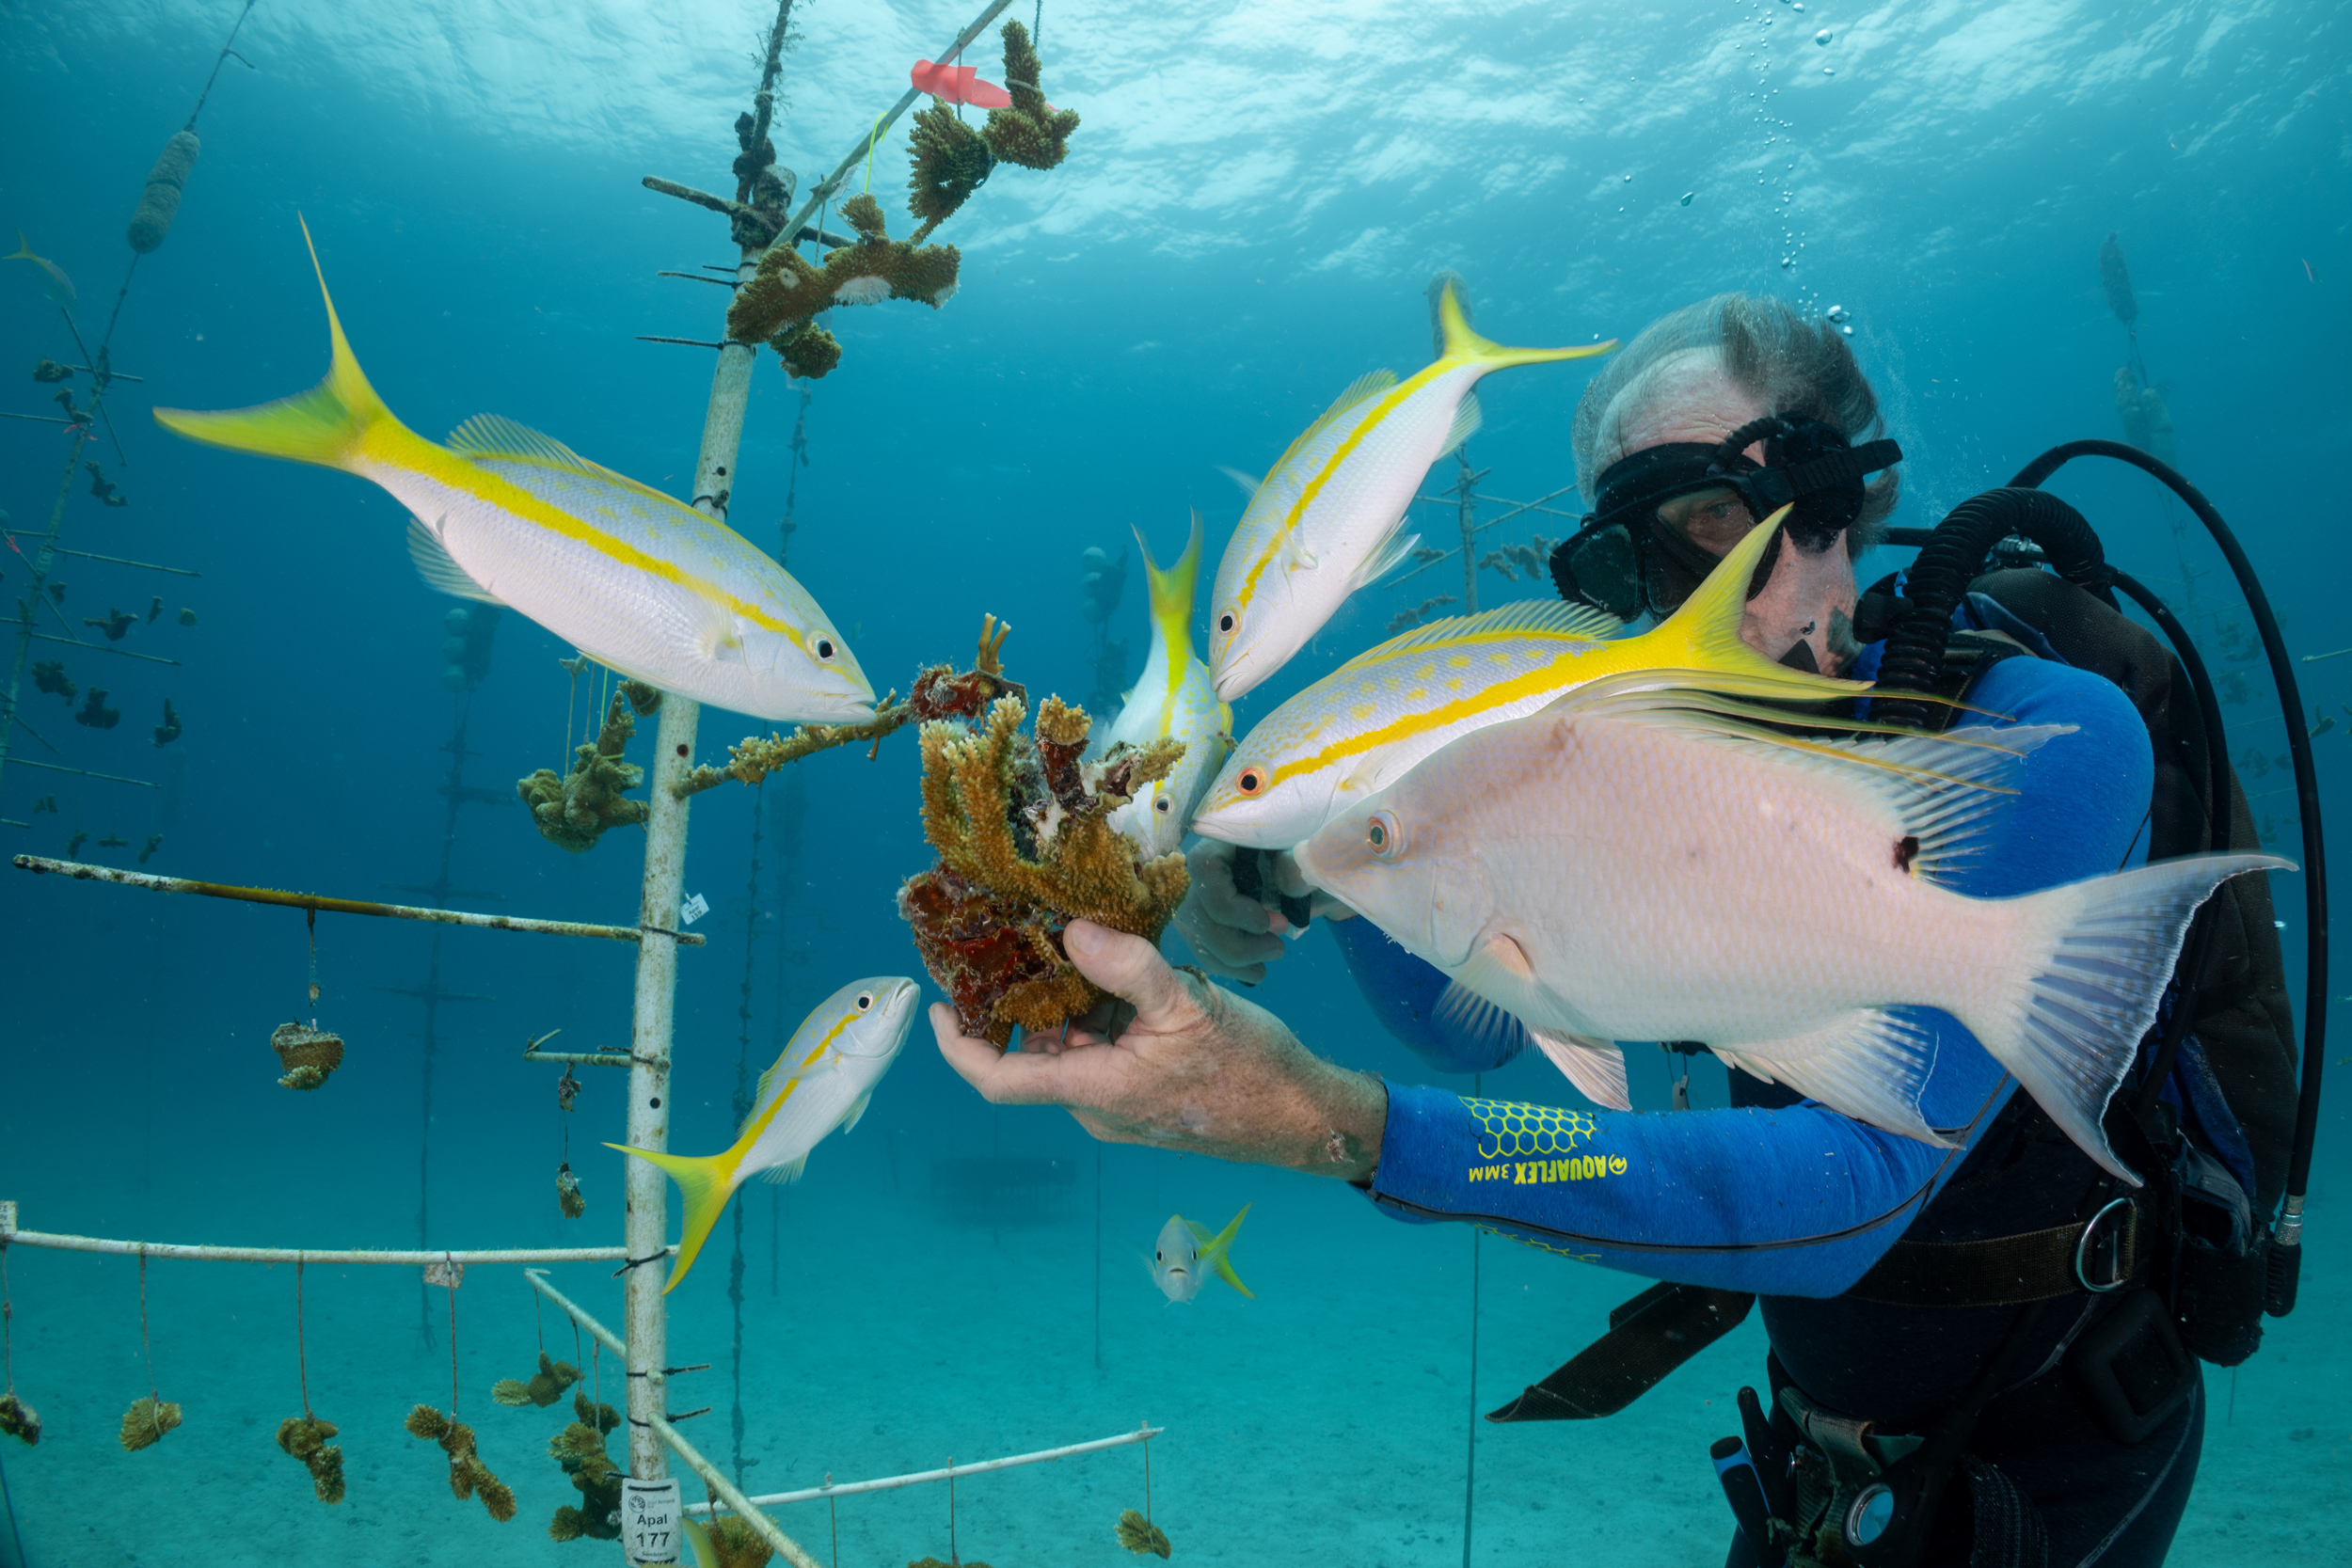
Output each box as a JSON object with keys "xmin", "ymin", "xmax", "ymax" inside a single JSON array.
[{"xmin": 1877, "ymin": 439, "xmax": 2325, "ymax": 1318}]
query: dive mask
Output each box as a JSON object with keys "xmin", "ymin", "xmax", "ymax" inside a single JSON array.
[{"xmin": 1549, "ymin": 413, "xmax": 1903, "ymax": 620}]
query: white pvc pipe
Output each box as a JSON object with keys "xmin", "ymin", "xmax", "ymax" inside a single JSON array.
[
  {"xmin": 0, "ymin": 1212, "xmax": 652, "ymax": 1268},
  {"xmin": 683, "ymin": 1426, "xmax": 1166, "ymax": 1513},
  {"xmin": 524, "ymin": 1271, "xmax": 821, "ymax": 1568}
]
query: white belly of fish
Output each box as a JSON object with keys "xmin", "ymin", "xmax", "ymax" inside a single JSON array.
[
  {"xmin": 373, "ymin": 466, "xmax": 786, "ymax": 718},
  {"xmin": 1461, "ymin": 712, "xmax": 2010, "ymax": 1046}
]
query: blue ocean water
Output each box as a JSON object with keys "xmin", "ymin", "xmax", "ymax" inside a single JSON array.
[{"xmin": 2, "ymin": 1, "xmax": 2347, "ymax": 1563}]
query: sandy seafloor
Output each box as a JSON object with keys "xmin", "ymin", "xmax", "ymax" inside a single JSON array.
[{"xmin": 2, "ymin": 1046, "xmax": 2344, "ymax": 1568}]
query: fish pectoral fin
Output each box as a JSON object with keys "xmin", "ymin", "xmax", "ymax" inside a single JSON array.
[
  {"xmin": 838, "ymin": 1089, "xmax": 874, "ymax": 1135},
  {"xmin": 756, "ymin": 1154, "xmax": 811, "ymax": 1186},
  {"xmin": 1347, "ymin": 529, "xmax": 1421, "ymax": 592},
  {"xmin": 1434, "ymin": 391, "xmax": 1483, "ymax": 461},
  {"xmin": 1280, "ymin": 533, "xmax": 1321, "ymax": 572},
  {"xmin": 1433, "ymin": 980, "xmax": 1534, "ymax": 1064},
  {"xmin": 405, "ymin": 516, "xmax": 507, "ymax": 605},
  {"xmin": 1526, "ymin": 1028, "xmax": 1631, "ymax": 1112},
  {"xmin": 1216, "ymin": 465, "xmax": 1263, "ymax": 502},
  {"xmin": 1730, "ymin": 1009, "xmax": 1945, "ymax": 1148}
]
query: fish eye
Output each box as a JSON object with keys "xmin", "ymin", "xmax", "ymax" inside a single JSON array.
[
  {"xmin": 815, "ymin": 638, "xmax": 836, "ymax": 660},
  {"xmin": 1154, "ymin": 797, "xmax": 1171, "ymax": 814},
  {"xmin": 1217, "ymin": 610, "xmax": 1236, "ymax": 634},
  {"xmin": 1367, "ymin": 810, "xmax": 1404, "ymax": 860},
  {"xmin": 1236, "ymin": 768, "xmax": 1264, "ymax": 796},
  {"xmin": 855, "ymin": 992, "xmax": 873, "ymax": 1011}
]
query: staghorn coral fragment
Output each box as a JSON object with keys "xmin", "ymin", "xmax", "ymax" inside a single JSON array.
[
  {"xmin": 0, "ymin": 1391, "xmax": 40, "ymax": 1447},
  {"xmin": 982, "ymin": 21, "xmax": 1081, "ymax": 171},
  {"xmin": 278, "ymin": 1414, "xmax": 346, "ymax": 1504},
  {"xmin": 518, "ymin": 685, "xmax": 655, "ymax": 852},
  {"xmin": 727, "ymin": 194, "xmax": 961, "ymax": 382},
  {"xmin": 900, "ymin": 673, "xmax": 1189, "ymax": 1047},
  {"xmin": 272, "ymin": 1022, "xmax": 345, "ymax": 1090},
  {"xmin": 492, "ymin": 1379, "xmax": 534, "ymax": 1408},
  {"xmin": 119, "ymin": 1395, "xmax": 182, "ymax": 1450},
  {"xmin": 706, "ymin": 1513, "xmax": 775, "ymax": 1568},
  {"xmin": 906, "ymin": 102, "xmax": 994, "ymax": 244},
  {"xmin": 548, "ymin": 1409, "xmax": 624, "ymax": 1543},
  {"xmin": 1116, "ymin": 1509, "xmax": 1173, "ymax": 1558},
  {"xmin": 573, "ymin": 1389, "xmax": 622, "ymax": 1433},
  {"xmin": 409, "ymin": 1405, "xmax": 514, "ymax": 1523}
]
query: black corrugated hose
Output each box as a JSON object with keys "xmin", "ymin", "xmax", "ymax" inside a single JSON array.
[{"xmin": 1873, "ymin": 438, "xmax": 2325, "ymax": 1319}]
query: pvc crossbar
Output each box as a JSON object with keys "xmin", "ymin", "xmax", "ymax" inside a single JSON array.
[
  {"xmin": 688, "ymin": 1425, "xmax": 1166, "ymax": 1513},
  {"xmin": 523, "ymin": 1271, "xmax": 822, "ymax": 1568},
  {"xmin": 9, "ymin": 854, "xmax": 704, "ymax": 945},
  {"xmin": 0, "ymin": 1211, "xmax": 657, "ymax": 1268}
]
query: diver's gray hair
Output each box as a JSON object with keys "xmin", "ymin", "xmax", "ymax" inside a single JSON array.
[{"xmin": 1571, "ymin": 294, "xmax": 1898, "ymax": 553}]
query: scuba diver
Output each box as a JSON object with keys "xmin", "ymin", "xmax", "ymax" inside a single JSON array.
[{"xmin": 930, "ymin": 295, "xmax": 2312, "ymax": 1567}]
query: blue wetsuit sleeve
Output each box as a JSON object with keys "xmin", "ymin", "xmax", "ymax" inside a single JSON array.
[{"xmin": 1361, "ymin": 658, "xmax": 2155, "ymax": 1297}]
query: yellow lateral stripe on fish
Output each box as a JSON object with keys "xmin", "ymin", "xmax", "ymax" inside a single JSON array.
[
  {"xmin": 1211, "ymin": 285, "xmax": 1618, "ymax": 701},
  {"xmin": 1199, "ymin": 510, "xmax": 1868, "ymax": 847},
  {"xmin": 1232, "ymin": 287, "xmax": 1616, "ymax": 610},
  {"xmin": 154, "ymin": 224, "xmax": 802, "ymax": 646},
  {"xmin": 151, "ymin": 219, "xmax": 871, "ymax": 724},
  {"xmin": 609, "ymin": 978, "xmax": 916, "ymax": 1293}
]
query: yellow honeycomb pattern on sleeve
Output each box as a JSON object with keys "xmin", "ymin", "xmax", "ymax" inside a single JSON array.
[{"xmin": 1463, "ymin": 1098, "xmax": 1598, "ymax": 1160}]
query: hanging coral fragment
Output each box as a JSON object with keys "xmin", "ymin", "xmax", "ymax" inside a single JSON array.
[
  {"xmin": 119, "ymin": 1394, "xmax": 183, "ymax": 1451},
  {"xmin": 981, "ymin": 21, "xmax": 1080, "ymax": 171},
  {"xmin": 516, "ymin": 682, "xmax": 660, "ymax": 851},
  {"xmin": 278, "ymin": 1414, "xmax": 346, "ymax": 1504},
  {"xmin": 272, "ymin": 1022, "xmax": 345, "ymax": 1091}
]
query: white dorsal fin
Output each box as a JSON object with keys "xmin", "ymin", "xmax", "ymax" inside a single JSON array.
[
  {"xmin": 1540, "ymin": 673, "xmax": 2075, "ymax": 882},
  {"xmin": 1433, "ymin": 980, "xmax": 1533, "ymax": 1065},
  {"xmin": 1527, "ymin": 1027, "xmax": 1631, "ymax": 1112},
  {"xmin": 1216, "ymin": 465, "xmax": 1263, "ymax": 502},
  {"xmin": 1732, "ymin": 1009, "xmax": 1947, "ymax": 1148},
  {"xmin": 1347, "ymin": 529, "xmax": 1421, "ymax": 592},
  {"xmin": 1339, "ymin": 598, "xmax": 1623, "ymax": 669},
  {"xmin": 1267, "ymin": 370, "xmax": 1399, "ymax": 476},
  {"xmin": 447, "ymin": 414, "xmax": 613, "ymax": 477},
  {"xmin": 1435, "ymin": 390, "xmax": 1483, "ymax": 460},
  {"xmin": 405, "ymin": 516, "xmax": 506, "ymax": 604}
]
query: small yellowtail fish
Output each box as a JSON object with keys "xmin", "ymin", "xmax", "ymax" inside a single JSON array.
[
  {"xmin": 1206, "ymin": 284, "xmax": 1615, "ymax": 701},
  {"xmin": 153, "ymin": 220, "xmax": 873, "ymax": 722},
  {"xmin": 1151, "ymin": 1206, "xmax": 1253, "ymax": 1304},
  {"xmin": 1195, "ymin": 511, "xmax": 1867, "ymax": 848},
  {"xmin": 1295, "ymin": 672, "xmax": 2288, "ymax": 1180},
  {"xmin": 8, "ymin": 232, "xmax": 76, "ymax": 309},
  {"xmin": 610, "ymin": 976, "xmax": 917, "ymax": 1292},
  {"xmin": 1099, "ymin": 512, "xmax": 1232, "ymax": 855}
]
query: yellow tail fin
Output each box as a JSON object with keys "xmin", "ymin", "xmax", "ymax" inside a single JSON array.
[
  {"xmin": 1200, "ymin": 1203, "xmax": 1254, "ymax": 1298},
  {"xmin": 1436, "ymin": 281, "xmax": 1617, "ymax": 371},
  {"xmin": 7, "ymin": 232, "xmax": 34, "ymax": 262},
  {"xmin": 1138, "ymin": 512, "xmax": 1203, "ymax": 649},
  {"xmin": 604, "ymin": 1141, "xmax": 743, "ymax": 1294},
  {"xmin": 152, "ymin": 216, "xmax": 402, "ymax": 470},
  {"xmin": 1637, "ymin": 506, "xmax": 1873, "ymax": 703}
]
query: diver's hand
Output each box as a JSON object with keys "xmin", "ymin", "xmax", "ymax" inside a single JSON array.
[
  {"xmin": 930, "ymin": 919, "xmax": 1385, "ymax": 1180},
  {"xmin": 1173, "ymin": 842, "xmax": 1356, "ymax": 985}
]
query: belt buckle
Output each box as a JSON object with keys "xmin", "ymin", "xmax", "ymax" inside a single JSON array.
[{"xmin": 2074, "ymin": 1196, "xmax": 2135, "ymax": 1293}]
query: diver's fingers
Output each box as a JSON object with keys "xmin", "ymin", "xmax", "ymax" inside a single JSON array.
[
  {"xmin": 1173, "ymin": 887, "xmax": 1283, "ymax": 980},
  {"xmin": 1186, "ymin": 841, "xmax": 1277, "ymax": 928},
  {"xmin": 1063, "ymin": 919, "xmax": 1193, "ymax": 1023},
  {"xmin": 930, "ymin": 1003, "xmax": 1075, "ymax": 1106}
]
